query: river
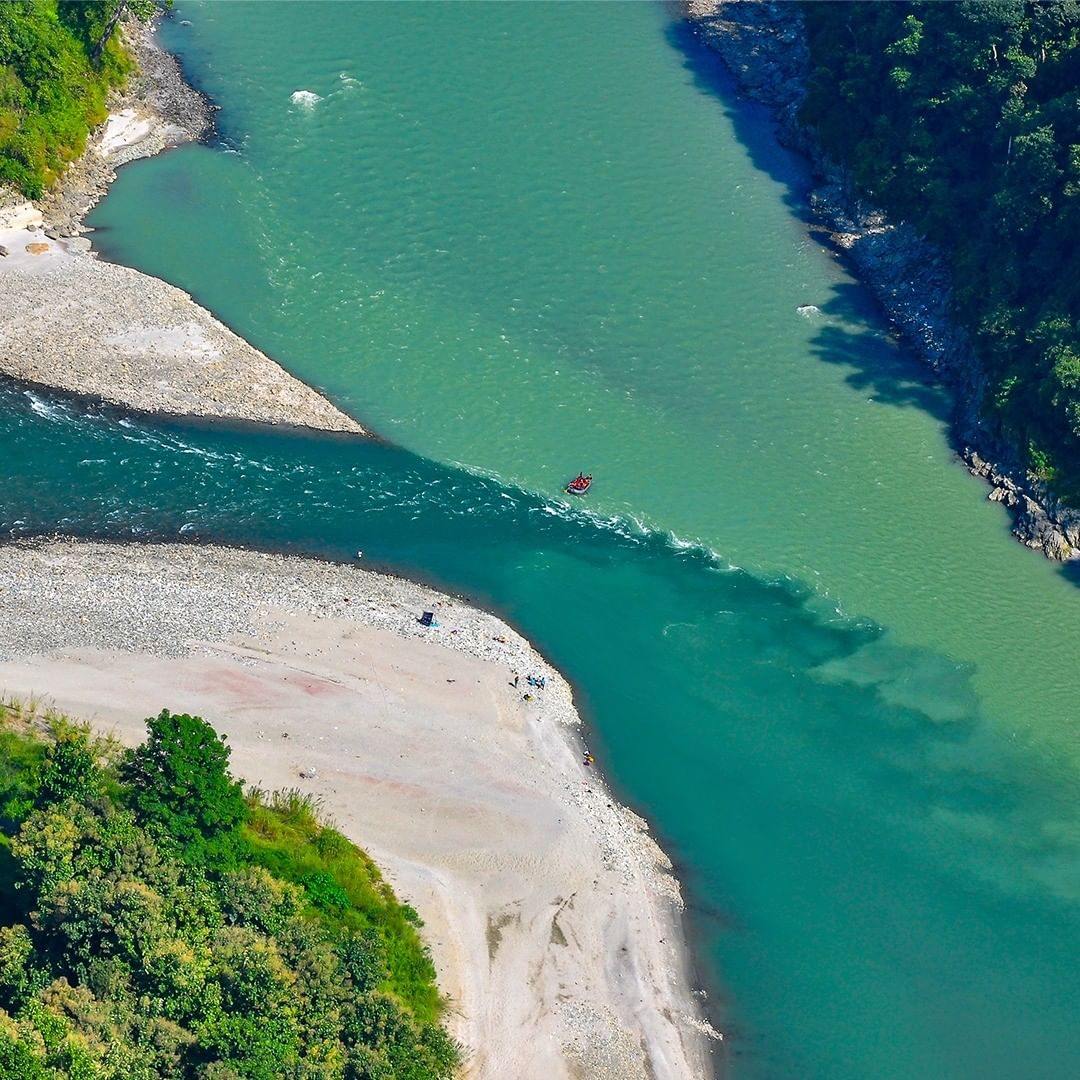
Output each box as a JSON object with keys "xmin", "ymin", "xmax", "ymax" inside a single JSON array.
[{"xmin": 6, "ymin": 2, "xmax": 1080, "ymax": 1077}]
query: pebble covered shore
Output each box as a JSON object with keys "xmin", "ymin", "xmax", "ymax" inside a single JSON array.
[
  {"xmin": 0, "ymin": 17, "xmax": 363, "ymax": 435},
  {"xmin": 0, "ymin": 537, "xmax": 720, "ymax": 1079},
  {"xmin": 0, "ymin": 537, "xmax": 684, "ymax": 907},
  {"xmin": 0, "ymin": 249, "xmax": 364, "ymax": 432},
  {"xmin": 0, "ymin": 538, "xmax": 681, "ymax": 904}
]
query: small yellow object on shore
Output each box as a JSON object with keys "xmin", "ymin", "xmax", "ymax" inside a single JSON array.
[{"xmin": 24, "ymin": 242, "xmax": 49, "ymax": 255}]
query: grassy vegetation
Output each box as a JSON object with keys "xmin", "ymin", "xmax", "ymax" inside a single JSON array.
[
  {"xmin": 800, "ymin": 2, "xmax": 1080, "ymax": 499},
  {"xmin": 0, "ymin": 1, "xmax": 139, "ymax": 198},
  {"xmin": 0, "ymin": 701, "xmax": 460, "ymax": 1079},
  {"xmin": 244, "ymin": 788, "xmax": 443, "ymax": 1025}
]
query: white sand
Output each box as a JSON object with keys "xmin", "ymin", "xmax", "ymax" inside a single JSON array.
[
  {"xmin": 96, "ymin": 107, "xmax": 172, "ymax": 157},
  {"xmin": 0, "ymin": 540, "xmax": 718, "ymax": 1079},
  {"xmin": 0, "ymin": 202, "xmax": 76, "ymax": 275}
]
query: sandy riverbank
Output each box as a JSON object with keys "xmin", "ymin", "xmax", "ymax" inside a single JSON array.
[
  {"xmin": 0, "ymin": 17, "xmax": 363, "ymax": 435},
  {"xmin": 0, "ymin": 538, "xmax": 719, "ymax": 1080}
]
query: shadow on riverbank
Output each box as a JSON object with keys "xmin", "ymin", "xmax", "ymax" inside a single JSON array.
[
  {"xmin": 808, "ymin": 284, "xmax": 953, "ymax": 424},
  {"xmin": 666, "ymin": 18, "xmax": 953, "ymax": 425},
  {"xmin": 665, "ymin": 19, "xmax": 812, "ymax": 220}
]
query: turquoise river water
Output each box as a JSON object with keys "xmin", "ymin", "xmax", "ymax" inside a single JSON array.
[{"xmin": 4, "ymin": 3, "xmax": 1080, "ymax": 1077}]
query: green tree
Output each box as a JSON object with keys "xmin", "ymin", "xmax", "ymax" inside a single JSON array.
[
  {"xmin": 0, "ymin": 710, "xmax": 458, "ymax": 1079},
  {"xmin": 87, "ymin": 0, "xmax": 162, "ymax": 63},
  {"xmin": 800, "ymin": 0, "xmax": 1080, "ymax": 497},
  {"xmin": 121, "ymin": 711, "xmax": 248, "ymax": 864},
  {"xmin": 0, "ymin": 1, "xmax": 134, "ymax": 196},
  {"xmin": 0, "ymin": 1009, "xmax": 49, "ymax": 1080}
]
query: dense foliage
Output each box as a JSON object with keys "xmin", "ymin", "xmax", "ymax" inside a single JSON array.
[
  {"xmin": 121, "ymin": 711, "xmax": 249, "ymax": 868},
  {"xmin": 801, "ymin": 1, "xmax": 1080, "ymax": 494},
  {"xmin": 0, "ymin": 1, "xmax": 147, "ymax": 198},
  {"xmin": 0, "ymin": 702, "xmax": 459, "ymax": 1079}
]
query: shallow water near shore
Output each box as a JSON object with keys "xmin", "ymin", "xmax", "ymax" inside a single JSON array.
[{"xmin": 11, "ymin": 1, "xmax": 1080, "ymax": 1077}]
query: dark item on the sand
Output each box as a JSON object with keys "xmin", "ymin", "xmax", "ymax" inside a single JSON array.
[
  {"xmin": 566, "ymin": 472, "xmax": 592, "ymax": 495},
  {"xmin": 418, "ymin": 611, "xmax": 435, "ymax": 627}
]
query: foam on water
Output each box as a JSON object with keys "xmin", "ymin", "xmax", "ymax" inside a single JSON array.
[
  {"xmin": 289, "ymin": 89, "xmax": 322, "ymax": 110},
  {"xmin": 24, "ymin": 391, "xmax": 68, "ymax": 421}
]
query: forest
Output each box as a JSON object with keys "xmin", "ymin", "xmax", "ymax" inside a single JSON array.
[
  {"xmin": 801, "ymin": 1, "xmax": 1080, "ymax": 495},
  {"xmin": 0, "ymin": 0, "xmax": 140, "ymax": 197},
  {"xmin": 0, "ymin": 704, "xmax": 459, "ymax": 1079}
]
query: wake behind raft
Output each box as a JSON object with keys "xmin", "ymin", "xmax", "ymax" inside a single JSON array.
[{"xmin": 566, "ymin": 472, "xmax": 592, "ymax": 495}]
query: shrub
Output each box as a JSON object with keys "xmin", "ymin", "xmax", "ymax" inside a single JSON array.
[
  {"xmin": 301, "ymin": 870, "xmax": 351, "ymax": 912},
  {"xmin": 35, "ymin": 729, "xmax": 103, "ymax": 809},
  {"xmin": 337, "ymin": 929, "xmax": 387, "ymax": 995},
  {"xmin": 219, "ymin": 865, "xmax": 304, "ymax": 937}
]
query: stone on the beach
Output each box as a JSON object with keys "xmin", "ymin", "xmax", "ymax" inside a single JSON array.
[{"xmin": 0, "ymin": 255, "xmax": 365, "ymax": 432}]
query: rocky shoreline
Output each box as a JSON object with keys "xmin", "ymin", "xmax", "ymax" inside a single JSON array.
[
  {"xmin": 38, "ymin": 12, "xmax": 214, "ymax": 238},
  {"xmin": 0, "ymin": 15, "xmax": 363, "ymax": 435},
  {"xmin": 687, "ymin": 0, "xmax": 1080, "ymax": 561}
]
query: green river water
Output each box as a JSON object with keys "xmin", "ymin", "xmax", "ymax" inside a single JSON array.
[{"xmin": 5, "ymin": 2, "xmax": 1080, "ymax": 1076}]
